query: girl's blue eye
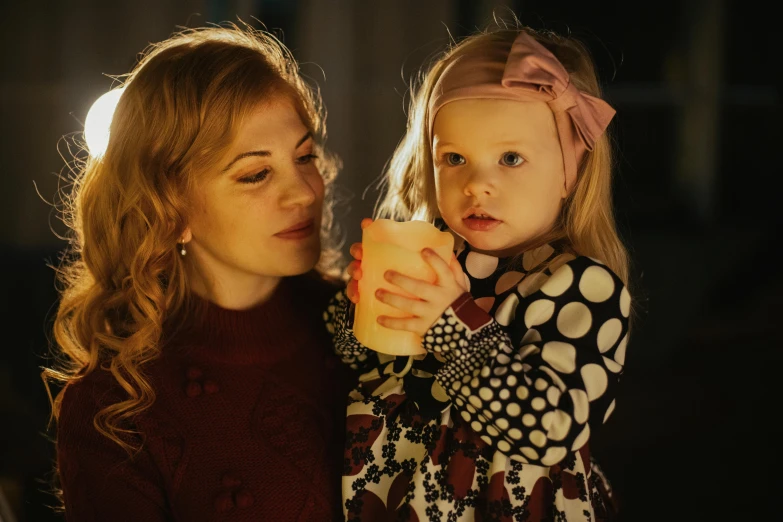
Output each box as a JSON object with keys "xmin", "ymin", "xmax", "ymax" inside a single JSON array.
[
  {"xmin": 500, "ymin": 152, "xmax": 524, "ymax": 167},
  {"xmin": 239, "ymin": 169, "xmax": 270, "ymax": 184},
  {"xmin": 445, "ymin": 153, "xmax": 465, "ymax": 166}
]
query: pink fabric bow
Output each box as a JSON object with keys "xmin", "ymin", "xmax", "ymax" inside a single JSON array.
[
  {"xmin": 429, "ymin": 32, "xmax": 616, "ymax": 192},
  {"xmin": 502, "ymin": 32, "xmax": 615, "ymax": 190}
]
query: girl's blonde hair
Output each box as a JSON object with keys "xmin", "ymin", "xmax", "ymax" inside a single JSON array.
[
  {"xmin": 376, "ymin": 23, "xmax": 629, "ymax": 286},
  {"xmin": 43, "ymin": 23, "xmax": 342, "ymax": 453}
]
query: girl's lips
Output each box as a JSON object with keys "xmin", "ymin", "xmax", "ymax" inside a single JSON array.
[
  {"xmin": 275, "ymin": 219, "xmax": 315, "ymax": 240},
  {"xmin": 463, "ymin": 217, "xmax": 502, "ymax": 231}
]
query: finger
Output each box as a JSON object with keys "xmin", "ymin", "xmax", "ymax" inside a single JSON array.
[
  {"xmin": 449, "ymin": 258, "xmax": 468, "ymax": 291},
  {"xmin": 346, "ymin": 260, "xmax": 363, "ymax": 281},
  {"xmin": 377, "ymin": 315, "xmax": 426, "ymax": 336},
  {"xmin": 349, "ymin": 242, "xmax": 363, "ymax": 261},
  {"xmin": 384, "ymin": 270, "xmax": 437, "ymax": 302},
  {"xmin": 421, "ymin": 248, "xmax": 456, "ymax": 286},
  {"xmin": 375, "ymin": 288, "xmax": 427, "ymax": 317},
  {"xmin": 360, "ymin": 218, "xmax": 373, "ymax": 230},
  {"xmin": 347, "ymin": 279, "xmax": 359, "ymax": 303}
]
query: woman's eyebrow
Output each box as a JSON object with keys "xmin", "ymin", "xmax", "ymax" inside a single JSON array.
[
  {"xmin": 296, "ymin": 131, "xmax": 313, "ymax": 148},
  {"xmin": 222, "ymin": 150, "xmax": 271, "ymax": 172},
  {"xmin": 222, "ymin": 132, "xmax": 312, "ymax": 172}
]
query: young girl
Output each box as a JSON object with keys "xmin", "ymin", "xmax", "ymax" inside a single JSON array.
[
  {"xmin": 326, "ymin": 25, "xmax": 631, "ymax": 521},
  {"xmin": 45, "ymin": 25, "xmax": 349, "ymax": 521}
]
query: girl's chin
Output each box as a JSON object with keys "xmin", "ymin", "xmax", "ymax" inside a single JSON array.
[
  {"xmin": 458, "ymin": 232, "xmax": 507, "ymax": 254},
  {"xmin": 458, "ymin": 232, "xmax": 529, "ymax": 257}
]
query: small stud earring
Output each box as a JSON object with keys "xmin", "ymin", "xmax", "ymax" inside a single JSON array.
[{"xmin": 180, "ymin": 242, "xmax": 187, "ymax": 256}]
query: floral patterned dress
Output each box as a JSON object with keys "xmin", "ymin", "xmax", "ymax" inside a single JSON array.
[{"xmin": 325, "ymin": 239, "xmax": 630, "ymax": 522}]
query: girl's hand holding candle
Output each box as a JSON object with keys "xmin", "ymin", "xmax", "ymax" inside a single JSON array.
[
  {"xmin": 350, "ymin": 219, "xmax": 465, "ymax": 355},
  {"xmin": 345, "ymin": 218, "xmax": 373, "ymax": 305}
]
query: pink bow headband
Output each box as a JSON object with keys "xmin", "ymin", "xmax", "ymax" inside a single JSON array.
[{"xmin": 428, "ymin": 32, "xmax": 616, "ymax": 192}]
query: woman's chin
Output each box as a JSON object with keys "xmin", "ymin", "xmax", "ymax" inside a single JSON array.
[{"xmin": 279, "ymin": 245, "xmax": 321, "ymax": 275}]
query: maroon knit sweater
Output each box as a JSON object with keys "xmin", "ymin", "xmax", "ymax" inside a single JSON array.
[{"xmin": 56, "ymin": 273, "xmax": 351, "ymax": 521}]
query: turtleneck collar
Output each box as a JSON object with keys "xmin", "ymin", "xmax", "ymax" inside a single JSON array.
[
  {"xmin": 172, "ymin": 276, "xmax": 307, "ymax": 366},
  {"xmin": 452, "ymin": 230, "xmax": 559, "ymax": 272},
  {"xmin": 438, "ymin": 219, "xmax": 561, "ymax": 268}
]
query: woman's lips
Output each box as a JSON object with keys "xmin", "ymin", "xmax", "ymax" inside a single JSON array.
[
  {"xmin": 463, "ymin": 216, "xmax": 502, "ymax": 231},
  {"xmin": 275, "ymin": 219, "xmax": 315, "ymax": 240}
]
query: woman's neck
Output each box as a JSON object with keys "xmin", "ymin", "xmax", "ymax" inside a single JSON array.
[{"xmin": 187, "ymin": 264, "xmax": 282, "ymax": 311}]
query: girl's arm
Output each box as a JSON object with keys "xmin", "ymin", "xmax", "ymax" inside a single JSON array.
[
  {"xmin": 323, "ymin": 221, "xmax": 378, "ymax": 373},
  {"xmin": 323, "ymin": 289, "xmax": 377, "ymax": 372},
  {"xmin": 429, "ymin": 257, "xmax": 629, "ymax": 466}
]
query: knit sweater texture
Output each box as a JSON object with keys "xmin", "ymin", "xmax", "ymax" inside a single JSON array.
[{"xmin": 57, "ymin": 273, "xmax": 351, "ymax": 521}]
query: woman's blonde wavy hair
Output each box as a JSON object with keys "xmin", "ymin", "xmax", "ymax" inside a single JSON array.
[
  {"xmin": 376, "ymin": 21, "xmax": 630, "ymax": 286},
  {"xmin": 43, "ymin": 23, "xmax": 342, "ymax": 453}
]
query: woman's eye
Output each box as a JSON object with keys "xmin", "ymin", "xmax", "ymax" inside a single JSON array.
[
  {"xmin": 296, "ymin": 153, "xmax": 318, "ymax": 164},
  {"xmin": 500, "ymin": 152, "xmax": 525, "ymax": 167},
  {"xmin": 239, "ymin": 169, "xmax": 270, "ymax": 184},
  {"xmin": 445, "ymin": 153, "xmax": 465, "ymax": 166}
]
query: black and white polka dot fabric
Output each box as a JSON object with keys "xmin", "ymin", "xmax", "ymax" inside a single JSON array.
[
  {"xmin": 432, "ymin": 246, "xmax": 630, "ymax": 466},
  {"xmin": 324, "ymin": 240, "xmax": 630, "ymax": 521},
  {"xmin": 323, "ymin": 289, "xmax": 376, "ymax": 372}
]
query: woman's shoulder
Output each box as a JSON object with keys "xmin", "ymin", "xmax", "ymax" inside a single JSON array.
[
  {"xmin": 57, "ymin": 368, "xmax": 130, "ymax": 441},
  {"xmin": 60, "ymin": 367, "xmax": 121, "ymax": 413}
]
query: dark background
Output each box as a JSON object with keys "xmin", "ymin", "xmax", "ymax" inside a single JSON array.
[{"xmin": 1, "ymin": 1, "xmax": 779, "ymax": 520}]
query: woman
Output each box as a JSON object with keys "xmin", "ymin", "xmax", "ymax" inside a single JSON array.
[{"xmin": 44, "ymin": 24, "xmax": 349, "ymax": 521}]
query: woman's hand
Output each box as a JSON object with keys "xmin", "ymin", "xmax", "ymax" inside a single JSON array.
[
  {"xmin": 345, "ymin": 218, "xmax": 373, "ymax": 304},
  {"xmin": 375, "ymin": 248, "xmax": 467, "ymax": 336}
]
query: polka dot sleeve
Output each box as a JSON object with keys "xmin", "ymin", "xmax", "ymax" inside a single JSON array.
[
  {"xmin": 429, "ymin": 257, "xmax": 630, "ymax": 466},
  {"xmin": 323, "ymin": 289, "xmax": 375, "ymax": 371}
]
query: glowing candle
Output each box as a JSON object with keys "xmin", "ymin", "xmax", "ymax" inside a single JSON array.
[{"xmin": 353, "ymin": 219, "xmax": 455, "ymax": 355}]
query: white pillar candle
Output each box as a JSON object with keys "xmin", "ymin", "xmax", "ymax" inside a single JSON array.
[{"xmin": 353, "ymin": 219, "xmax": 455, "ymax": 355}]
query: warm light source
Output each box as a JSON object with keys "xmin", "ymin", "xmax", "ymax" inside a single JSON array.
[
  {"xmin": 84, "ymin": 87, "xmax": 124, "ymax": 158},
  {"xmin": 353, "ymin": 219, "xmax": 455, "ymax": 355}
]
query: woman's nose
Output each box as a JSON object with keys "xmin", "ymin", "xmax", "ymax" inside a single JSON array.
[{"xmin": 280, "ymin": 169, "xmax": 317, "ymax": 208}]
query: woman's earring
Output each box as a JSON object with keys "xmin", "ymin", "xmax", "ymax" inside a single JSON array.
[{"xmin": 179, "ymin": 242, "xmax": 187, "ymax": 256}]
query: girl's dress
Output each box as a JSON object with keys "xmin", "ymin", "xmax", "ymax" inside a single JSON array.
[{"xmin": 326, "ymin": 235, "xmax": 630, "ymax": 522}]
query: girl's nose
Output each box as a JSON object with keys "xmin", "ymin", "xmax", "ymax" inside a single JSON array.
[{"xmin": 463, "ymin": 169, "xmax": 496, "ymax": 198}]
